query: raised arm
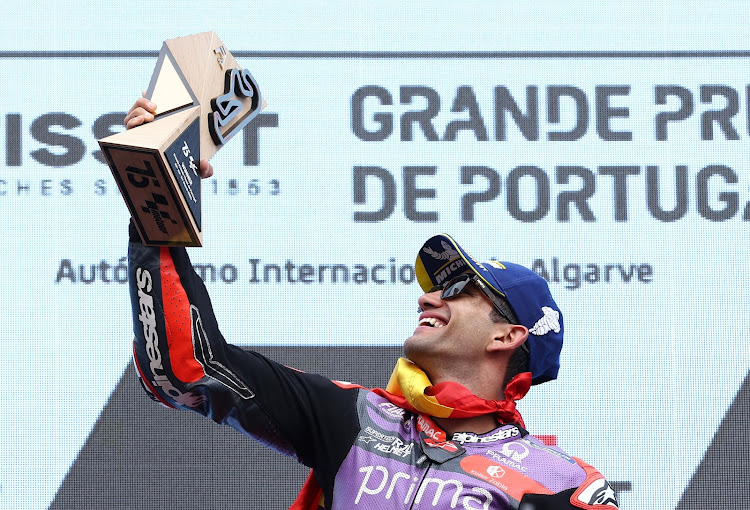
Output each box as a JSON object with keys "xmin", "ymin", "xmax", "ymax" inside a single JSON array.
[{"xmin": 124, "ymin": 98, "xmax": 359, "ymax": 472}]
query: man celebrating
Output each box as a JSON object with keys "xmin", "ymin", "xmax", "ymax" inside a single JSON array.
[{"xmin": 125, "ymin": 99, "xmax": 619, "ymax": 510}]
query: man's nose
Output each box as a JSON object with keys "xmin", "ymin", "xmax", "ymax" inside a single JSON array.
[{"xmin": 418, "ymin": 290, "xmax": 443, "ymax": 310}]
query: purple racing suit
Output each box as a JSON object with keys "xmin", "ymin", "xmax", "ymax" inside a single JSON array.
[{"xmin": 128, "ymin": 227, "xmax": 619, "ymax": 510}]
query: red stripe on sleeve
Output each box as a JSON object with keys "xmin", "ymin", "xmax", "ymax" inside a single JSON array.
[{"xmin": 160, "ymin": 247, "xmax": 205, "ymax": 383}]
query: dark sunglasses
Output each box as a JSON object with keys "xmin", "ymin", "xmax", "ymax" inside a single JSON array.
[{"xmin": 428, "ymin": 273, "xmax": 516, "ymax": 325}]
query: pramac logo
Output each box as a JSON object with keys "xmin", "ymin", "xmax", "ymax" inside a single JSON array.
[{"xmin": 501, "ymin": 441, "xmax": 530, "ymax": 462}]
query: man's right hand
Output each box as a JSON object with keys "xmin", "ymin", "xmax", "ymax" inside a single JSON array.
[
  {"xmin": 123, "ymin": 95, "xmax": 156, "ymax": 130},
  {"xmin": 122, "ymin": 95, "xmax": 213, "ymax": 178}
]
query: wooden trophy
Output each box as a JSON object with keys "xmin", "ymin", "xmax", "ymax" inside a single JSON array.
[{"xmin": 99, "ymin": 31, "xmax": 263, "ymax": 246}]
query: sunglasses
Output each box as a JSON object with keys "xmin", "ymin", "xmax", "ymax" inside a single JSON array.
[{"xmin": 428, "ymin": 273, "xmax": 516, "ymax": 325}]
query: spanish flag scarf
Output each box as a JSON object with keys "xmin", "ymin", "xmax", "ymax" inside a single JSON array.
[
  {"xmin": 289, "ymin": 358, "xmax": 532, "ymax": 510},
  {"xmin": 373, "ymin": 358, "xmax": 531, "ymax": 427}
]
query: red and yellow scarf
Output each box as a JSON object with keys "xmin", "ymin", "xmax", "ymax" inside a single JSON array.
[
  {"xmin": 373, "ymin": 358, "xmax": 531, "ymax": 427},
  {"xmin": 289, "ymin": 358, "xmax": 532, "ymax": 510}
]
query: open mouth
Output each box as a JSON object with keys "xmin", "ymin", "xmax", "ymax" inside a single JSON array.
[{"xmin": 418, "ymin": 317, "xmax": 446, "ymax": 328}]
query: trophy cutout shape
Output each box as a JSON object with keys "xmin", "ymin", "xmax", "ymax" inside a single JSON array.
[{"xmin": 99, "ymin": 31, "xmax": 263, "ymax": 246}]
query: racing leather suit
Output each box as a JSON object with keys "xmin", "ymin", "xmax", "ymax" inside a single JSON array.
[{"xmin": 128, "ymin": 228, "xmax": 619, "ymax": 510}]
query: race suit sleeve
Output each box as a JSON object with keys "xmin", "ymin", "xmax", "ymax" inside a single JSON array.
[{"xmin": 127, "ymin": 223, "xmax": 360, "ymax": 496}]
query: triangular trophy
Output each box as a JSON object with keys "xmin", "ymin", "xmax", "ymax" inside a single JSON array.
[
  {"xmin": 98, "ymin": 31, "xmax": 263, "ymax": 246},
  {"xmin": 146, "ymin": 48, "xmax": 198, "ymax": 118}
]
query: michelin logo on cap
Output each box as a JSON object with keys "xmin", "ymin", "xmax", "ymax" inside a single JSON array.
[
  {"xmin": 423, "ymin": 242, "xmax": 459, "ymax": 261},
  {"xmin": 422, "ymin": 243, "xmax": 469, "ymax": 284},
  {"xmin": 529, "ymin": 307, "xmax": 561, "ymax": 336}
]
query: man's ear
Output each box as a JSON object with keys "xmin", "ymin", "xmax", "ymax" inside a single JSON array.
[{"xmin": 488, "ymin": 324, "xmax": 529, "ymax": 353}]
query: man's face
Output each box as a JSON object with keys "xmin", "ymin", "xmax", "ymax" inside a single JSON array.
[{"xmin": 403, "ymin": 278, "xmax": 502, "ymax": 378}]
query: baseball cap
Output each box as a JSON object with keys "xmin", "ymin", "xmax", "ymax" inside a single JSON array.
[{"xmin": 415, "ymin": 234, "xmax": 563, "ymax": 385}]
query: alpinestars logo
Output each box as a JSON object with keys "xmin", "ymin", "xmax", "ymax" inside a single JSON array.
[
  {"xmin": 135, "ymin": 267, "xmax": 205, "ymax": 408},
  {"xmin": 529, "ymin": 306, "xmax": 561, "ymax": 336},
  {"xmin": 452, "ymin": 427, "xmax": 520, "ymax": 445},
  {"xmin": 575, "ymin": 478, "xmax": 619, "ymax": 508}
]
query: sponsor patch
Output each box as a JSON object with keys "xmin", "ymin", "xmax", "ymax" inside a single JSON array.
[
  {"xmin": 573, "ymin": 478, "xmax": 619, "ymax": 509},
  {"xmin": 372, "ymin": 437, "xmax": 414, "ymax": 458},
  {"xmin": 501, "ymin": 441, "xmax": 530, "ymax": 462},
  {"xmin": 452, "ymin": 426, "xmax": 520, "ymax": 445},
  {"xmin": 355, "ymin": 464, "xmax": 494, "ymax": 507},
  {"xmin": 423, "ymin": 437, "xmax": 459, "ymax": 453},
  {"xmin": 485, "ymin": 449, "xmax": 528, "ymax": 473},
  {"xmin": 423, "ymin": 242, "xmax": 459, "ymax": 261},
  {"xmin": 378, "ymin": 401, "xmax": 407, "ymax": 420},
  {"xmin": 460, "ymin": 455, "xmax": 552, "ymax": 501},
  {"xmin": 416, "ymin": 415, "xmax": 446, "ymax": 442},
  {"xmin": 136, "ymin": 267, "xmax": 202, "ymax": 407},
  {"xmin": 529, "ymin": 306, "xmax": 561, "ymax": 336},
  {"xmin": 362, "ymin": 426, "xmax": 397, "ymax": 444}
]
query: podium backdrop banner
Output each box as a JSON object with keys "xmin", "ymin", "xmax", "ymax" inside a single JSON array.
[{"xmin": 1, "ymin": 2, "xmax": 749, "ymax": 509}]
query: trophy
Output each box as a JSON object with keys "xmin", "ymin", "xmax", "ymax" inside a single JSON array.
[{"xmin": 99, "ymin": 31, "xmax": 263, "ymax": 246}]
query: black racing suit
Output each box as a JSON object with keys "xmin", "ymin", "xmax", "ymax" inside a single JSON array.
[{"xmin": 128, "ymin": 227, "xmax": 619, "ymax": 510}]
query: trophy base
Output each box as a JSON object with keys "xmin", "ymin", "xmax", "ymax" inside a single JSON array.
[{"xmin": 99, "ymin": 107, "xmax": 203, "ymax": 247}]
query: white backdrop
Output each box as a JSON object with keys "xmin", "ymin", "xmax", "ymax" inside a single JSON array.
[{"xmin": 1, "ymin": 2, "xmax": 749, "ymax": 509}]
